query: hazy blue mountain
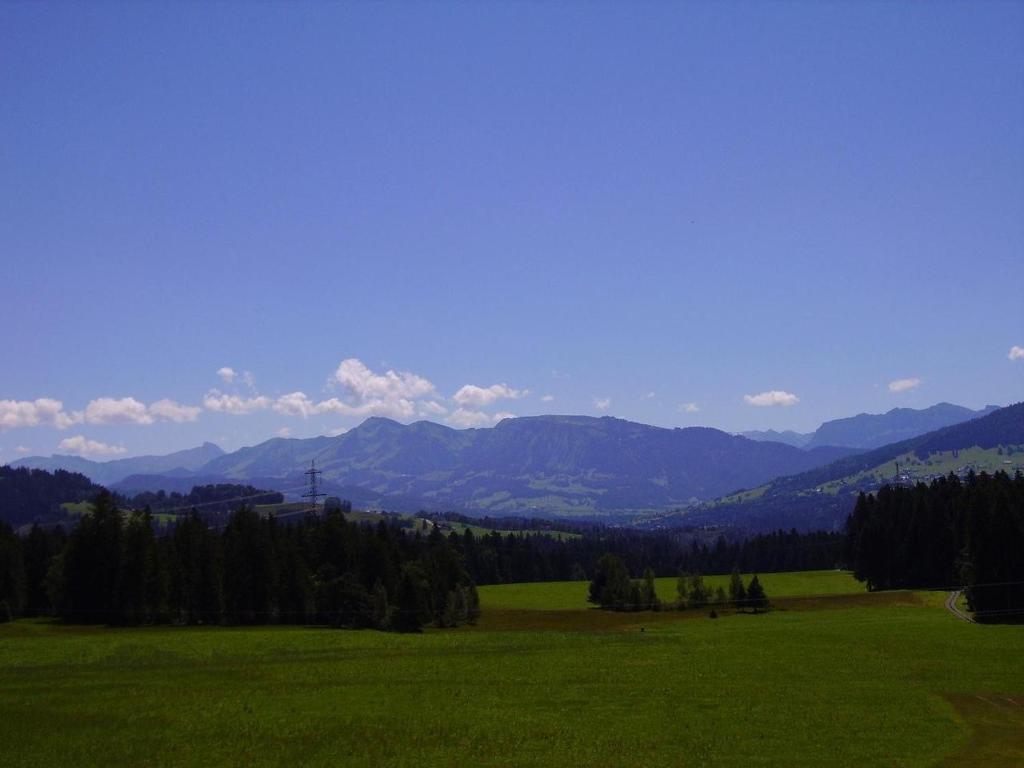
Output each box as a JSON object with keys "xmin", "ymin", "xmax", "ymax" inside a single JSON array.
[
  {"xmin": 740, "ymin": 429, "xmax": 813, "ymax": 448},
  {"xmin": 686, "ymin": 402, "xmax": 1024, "ymax": 532},
  {"xmin": 803, "ymin": 402, "xmax": 1000, "ymax": 450},
  {"xmin": 741, "ymin": 403, "xmax": 999, "ymax": 451},
  {"xmin": 193, "ymin": 415, "xmax": 861, "ymax": 517},
  {"xmin": 10, "ymin": 442, "xmax": 224, "ymax": 487}
]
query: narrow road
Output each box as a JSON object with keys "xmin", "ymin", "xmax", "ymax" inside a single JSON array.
[{"xmin": 945, "ymin": 589, "xmax": 974, "ymax": 623}]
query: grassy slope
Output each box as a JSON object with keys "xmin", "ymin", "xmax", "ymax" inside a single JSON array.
[
  {"xmin": 713, "ymin": 446, "xmax": 1024, "ymax": 506},
  {"xmin": 2, "ymin": 575, "xmax": 1022, "ymax": 767}
]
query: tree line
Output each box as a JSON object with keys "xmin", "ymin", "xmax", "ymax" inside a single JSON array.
[
  {"xmin": 587, "ymin": 554, "xmax": 769, "ymax": 614},
  {"xmin": 0, "ymin": 491, "xmax": 479, "ymax": 632},
  {"xmin": 845, "ymin": 471, "xmax": 1024, "ymax": 623},
  {"xmin": 453, "ymin": 525, "xmax": 843, "ymax": 585},
  {"xmin": 0, "ymin": 491, "xmax": 844, "ymax": 629},
  {"xmin": 123, "ymin": 484, "xmax": 286, "ymax": 526}
]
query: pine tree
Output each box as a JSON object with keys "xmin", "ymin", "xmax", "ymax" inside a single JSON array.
[
  {"xmin": 728, "ymin": 566, "xmax": 747, "ymax": 609},
  {"xmin": 746, "ymin": 574, "xmax": 768, "ymax": 613},
  {"xmin": 393, "ymin": 563, "xmax": 427, "ymax": 633},
  {"xmin": 59, "ymin": 491, "xmax": 123, "ymax": 623},
  {"xmin": 688, "ymin": 573, "xmax": 709, "ymax": 608},
  {"xmin": 0, "ymin": 522, "xmax": 25, "ymax": 620},
  {"xmin": 589, "ymin": 553, "xmax": 631, "ymax": 610},
  {"xmin": 676, "ymin": 572, "xmax": 689, "ymax": 610},
  {"xmin": 640, "ymin": 567, "xmax": 660, "ymax": 610}
]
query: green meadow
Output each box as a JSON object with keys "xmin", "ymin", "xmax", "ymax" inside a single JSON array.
[
  {"xmin": 477, "ymin": 569, "xmax": 863, "ymax": 611},
  {"xmin": 3, "ymin": 572, "xmax": 1022, "ymax": 767}
]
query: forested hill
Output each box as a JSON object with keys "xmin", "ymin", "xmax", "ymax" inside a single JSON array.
[
  {"xmin": 684, "ymin": 402, "xmax": 1024, "ymax": 532},
  {"xmin": 0, "ymin": 466, "xmax": 104, "ymax": 527},
  {"xmin": 196, "ymin": 415, "xmax": 862, "ymax": 517}
]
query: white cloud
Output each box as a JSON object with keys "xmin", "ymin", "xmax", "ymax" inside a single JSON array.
[
  {"xmin": 217, "ymin": 367, "xmax": 237, "ymax": 384},
  {"xmin": 241, "ymin": 370, "xmax": 256, "ymax": 390},
  {"xmin": 148, "ymin": 399, "xmax": 201, "ymax": 423},
  {"xmin": 594, "ymin": 397, "xmax": 611, "ymax": 411},
  {"xmin": 744, "ymin": 390, "xmax": 799, "ymax": 407},
  {"xmin": 16, "ymin": 445, "xmax": 31, "ymax": 454},
  {"xmin": 83, "ymin": 397, "xmax": 203, "ymax": 425},
  {"xmin": 2, "ymin": 396, "xmax": 202, "ymax": 431},
  {"xmin": 642, "ymin": 392, "xmax": 656, "ymax": 400},
  {"xmin": 447, "ymin": 408, "xmax": 513, "ymax": 429},
  {"xmin": 315, "ymin": 358, "xmax": 440, "ymax": 420},
  {"xmin": 273, "ymin": 391, "xmax": 320, "ymax": 419},
  {"xmin": 1009, "ymin": 345, "xmax": 1024, "ymax": 361},
  {"xmin": 83, "ymin": 397, "xmax": 153, "ymax": 425},
  {"xmin": 0, "ymin": 398, "xmax": 80, "ymax": 431},
  {"xmin": 888, "ymin": 378, "xmax": 921, "ymax": 393},
  {"xmin": 419, "ymin": 401, "xmax": 448, "ymax": 416},
  {"xmin": 317, "ymin": 396, "xmax": 418, "ymax": 420},
  {"xmin": 57, "ymin": 435, "xmax": 126, "ymax": 457},
  {"xmin": 453, "ymin": 383, "xmax": 529, "ymax": 408},
  {"xmin": 326, "ymin": 426, "xmax": 349, "ymax": 437},
  {"xmin": 678, "ymin": 402, "xmax": 700, "ymax": 413},
  {"xmin": 541, "ymin": 394, "xmax": 555, "ymax": 403},
  {"xmin": 334, "ymin": 358, "xmax": 436, "ymax": 401},
  {"xmin": 203, "ymin": 390, "xmax": 272, "ymax": 415},
  {"xmin": 277, "ymin": 427, "xmax": 292, "ymax": 438}
]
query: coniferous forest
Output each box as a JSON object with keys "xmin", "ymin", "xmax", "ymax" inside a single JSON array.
[
  {"xmin": 845, "ymin": 471, "xmax": 1024, "ymax": 622},
  {"xmin": 0, "ymin": 491, "xmax": 479, "ymax": 632},
  {"xmin": 0, "ymin": 478, "xmax": 844, "ymax": 628}
]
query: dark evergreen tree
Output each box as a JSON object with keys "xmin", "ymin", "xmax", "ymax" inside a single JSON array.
[
  {"xmin": 119, "ymin": 510, "xmax": 163, "ymax": 624},
  {"xmin": 640, "ymin": 567, "xmax": 660, "ymax": 610},
  {"xmin": 588, "ymin": 553, "xmax": 631, "ymax": 609},
  {"xmin": 57, "ymin": 491, "xmax": 123, "ymax": 623},
  {"xmin": 688, "ymin": 573, "xmax": 709, "ymax": 608},
  {"xmin": 728, "ymin": 567, "xmax": 747, "ymax": 609},
  {"xmin": 23, "ymin": 525, "xmax": 64, "ymax": 616},
  {"xmin": 222, "ymin": 506, "xmax": 278, "ymax": 623},
  {"xmin": 0, "ymin": 522, "xmax": 26, "ymax": 620},
  {"xmin": 746, "ymin": 574, "xmax": 768, "ymax": 613},
  {"xmin": 392, "ymin": 563, "xmax": 429, "ymax": 633}
]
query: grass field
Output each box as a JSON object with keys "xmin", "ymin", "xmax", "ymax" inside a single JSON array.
[
  {"xmin": 2, "ymin": 572, "xmax": 1022, "ymax": 767},
  {"xmin": 477, "ymin": 569, "xmax": 864, "ymax": 611}
]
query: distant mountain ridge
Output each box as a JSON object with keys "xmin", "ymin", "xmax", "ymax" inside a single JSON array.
[
  {"xmin": 688, "ymin": 402, "xmax": 1024, "ymax": 532},
  {"xmin": 740, "ymin": 429, "xmax": 812, "ymax": 448},
  {"xmin": 805, "ymin": 402, "xmax": 1000, "ymax": 449},
  {"xmin": 8, "ymin": 403, "xmax": 1004, "ymax": 522},
  {"xmin": 11, "ymin": 442, "xmax": 224, "ymax": 487},
  {"xmin": 9, "ymin": 416, "xmax": 861, "ymax": 519},
  {"xmin": 199, "ymin": 415, "xmax": 865, "ymax": 516},
  {"xmin": 742, "ymin": 402, "xmax": 999, "ymax": 450}
]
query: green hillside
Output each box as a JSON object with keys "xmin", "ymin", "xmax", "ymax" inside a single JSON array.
[{"xmin": 688, "ymin": 403, "xmax": 1024, "ymax": 531}]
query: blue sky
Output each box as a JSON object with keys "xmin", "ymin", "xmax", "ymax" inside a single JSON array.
[{"xmin": 1, "ymin": 2, "xmax": 1022, "ymax": 461}]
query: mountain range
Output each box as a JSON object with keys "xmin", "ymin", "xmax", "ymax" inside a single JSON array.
[
  {"xmin": 9, "ymin": 401, "xmax": 1011, "ymax": 522},
  {"xmin": 14, "ymin": 417, "xmax": 860, "ymax": 518},
  {"xmin": 194, "ymin": 415, "xmax": 865, "ymax": 517},
  {"xmin": 742, "ymin": 402, "xmax": 1000, "ymax": 450}
]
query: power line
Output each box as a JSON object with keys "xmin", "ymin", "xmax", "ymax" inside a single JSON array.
[{"xmin": 301, "ymin": 459, "xmax": 326, "ymax": 514}]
